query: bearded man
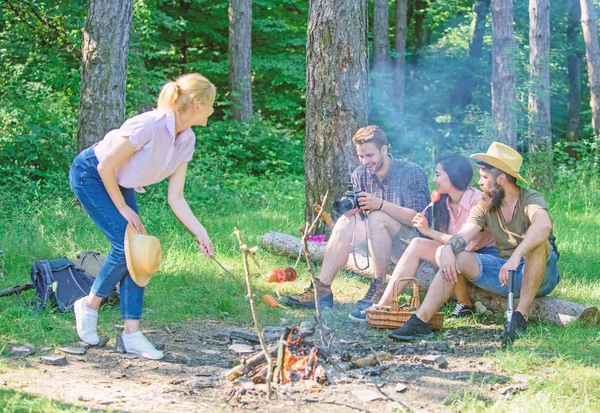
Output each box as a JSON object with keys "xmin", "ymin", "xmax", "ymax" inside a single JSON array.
[
  {"xmin": 387, "ymin": 142, "xmax": 560, "ymax": 345},
  {"xmin": 283, "ymin": 125, "xmax": 429, "ymax": 315}
]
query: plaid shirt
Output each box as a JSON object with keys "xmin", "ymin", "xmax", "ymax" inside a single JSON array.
[{"xmin": 351, "ymin": 154, "xmax": 429, "ymax": 213}]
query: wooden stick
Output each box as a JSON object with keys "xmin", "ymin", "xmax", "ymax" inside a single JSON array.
[
  {"xmin": 224, "ymin": 347, "xmax": 277, "ymax": 381},
  {"xmin": 0, "ymin": 282, "xmax": 33, "ymax": 298},
  {"xmin": 313, "ymin": 203, "xmax": 335, "ymax": 228},
  {"xmin": 273, "ymin": 328, "xmax": 289, "ymax": 384},
  {"xmin": 233, "ymin": 228, "xmax": 274, "ymax": 399},
  {"xmin": 301, "ymin": 192, "xmax": 329, "ymax": 347}
]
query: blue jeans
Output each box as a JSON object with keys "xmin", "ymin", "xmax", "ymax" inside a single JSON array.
[
  {"xmin": 471, "ymin": 246, "xmax": 559, "ymax": 298},
  {"xmin": 69, "ymin": 147, "xmax": 144, "ymax": 320}
]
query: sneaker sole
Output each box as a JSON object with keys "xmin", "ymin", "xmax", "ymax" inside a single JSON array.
[
  {"xmin": 347, "ymin": 314, "xmax": 367, "ymax": 323},
  {"xmin": 125, "ymin": 349, "xmax": 164, "ymax": 360},
  {"xmin": 388, "ymin": 332, "xmax": 434, "ymax": 341}
]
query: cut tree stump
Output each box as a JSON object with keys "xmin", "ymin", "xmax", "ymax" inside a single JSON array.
[{"xmin": 260, "ymin": 231, "xmax": 598, "ymax": 326}]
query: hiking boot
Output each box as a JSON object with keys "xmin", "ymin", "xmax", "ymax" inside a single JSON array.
[
  {"xmin": 74, "ymin": 297, "xmax": 100, "ymax": 345},
  {"xmin": 354, "ymin": 278, "xmax": 386, "ymax": 312},
  {"xmin": 450, "ymin": 303, "xmax": 474, "ymax": 318},
  {"xmin": 282, "ymin": 279, "xmax": 333, "ymax": 309},
  {"xmin": 501, "ymin": 311, "xmax": 527, "ymax": 347},
  {"xmin": 388, "ymin": 314, "xmax": 434, "ymax": 341},
  {"xmin": 122, "ymin": 331, "xmax": 164, "ymax": 360}
]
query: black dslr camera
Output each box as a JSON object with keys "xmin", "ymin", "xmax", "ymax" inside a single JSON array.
[{"xmin": 333, "ymin": 182, "xmax": 363, "ymax": 215}]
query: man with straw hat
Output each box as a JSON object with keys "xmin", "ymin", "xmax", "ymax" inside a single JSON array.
[{"xmin": 387, "ymin": 142, "xmax": 559, "ymax": 346}]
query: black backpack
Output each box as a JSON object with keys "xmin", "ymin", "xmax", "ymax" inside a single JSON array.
[
  {"xmin": 30, "ymin": 257, "xmax": 96, "ymax": 312},
  {"xmin": 30, "ymin": 257, "xmax": 119, "ymax": 312}
]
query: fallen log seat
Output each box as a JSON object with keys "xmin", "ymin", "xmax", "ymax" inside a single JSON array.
[{"xmin": 260, "ymin": 231, "xmax": 598, "ymax": 326}]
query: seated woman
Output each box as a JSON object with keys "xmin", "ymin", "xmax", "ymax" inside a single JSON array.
[{"xmin": 349, "ymin": 153, "xmax": 495, "ymax": 321}]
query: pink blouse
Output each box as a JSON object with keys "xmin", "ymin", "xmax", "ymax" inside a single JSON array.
[
  {"xmin": 94, "ymin": 111, "xmax": 195, "ymax": 193},
  {"xmin": 445, "ymin": 187, "xmax": 495, "ymax": 252}
]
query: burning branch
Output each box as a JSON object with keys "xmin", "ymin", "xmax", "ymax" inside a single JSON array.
[{"xmin": 233, "ymin": 228, "xmax": 274, "ymax": 399}]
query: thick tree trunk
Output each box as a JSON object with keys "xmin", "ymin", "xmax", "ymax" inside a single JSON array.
[
  {"xmin": 304, "ymin": 0, "xmax": 369, "ymax": 228},
  {"xmin": 394, "ymin": 0, "xmax": 408, "ymax": 120},
  {"xmin": 373, "ymin": 0, "xmax": 390, "ymax": 71},
  {"xmin": 580, "ymin": 0, "xmax": 600, "ymax": 138},
  {"xmin": 527, "ymin": 0, "xmax": 553, "ymax": 190},
  {"xmin": 491, "ymin": 0, "xmax": 517, "ymax": 148},
  {"xmin": 261, "ymin": 231, "xmax": 599, "ymax": 326},
  {"xmin": 450, "ymin": 0, "xmax": 490, "ymax": 111},
  {"xmin": 229, "ymin": 0, "xmax": 253, "ymax": 121},
  {"xmin": 77, "ymin": 0, "xmax": 133, "ymax": 153},
  {"xmin": 566, "ymin": 0, "xmax": 582, "ymax": 145}
]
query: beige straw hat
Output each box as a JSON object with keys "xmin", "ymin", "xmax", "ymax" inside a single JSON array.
[
  {"xmin": 470, "ymin": 141, "xmax": 527, "ymax": 183},
  {"xmin": 124, "ymin": 223, "xmax": 162, "ymax": 287}
]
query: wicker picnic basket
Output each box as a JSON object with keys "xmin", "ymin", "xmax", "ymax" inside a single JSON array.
[{"xmin": 365, "ymin": 277, "xmax": 444, "ymax": 330}]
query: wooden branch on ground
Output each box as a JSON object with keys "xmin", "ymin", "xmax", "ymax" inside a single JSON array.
[
  {"xmin": 224, "ymin": 347, "xmax": 278, "ymax": 381},
  {"xmin": 233, "ymin": 228, "xmax": 274, "ymax": 399},
  {"xmin": 260, "ymin": 231, "xmax": 599, "ymax": 326},
  {"xmin": 0, "ymin": 282, "xmax": 33, "ymax": 298}
]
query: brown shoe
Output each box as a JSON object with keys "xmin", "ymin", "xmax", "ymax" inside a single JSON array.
[
  {"xmin": 353, "ymin": 278, "xmax": 386, "ymax": 312},
  {"xmin": 282, "ymin": 279, "xmax": 334, "ymax": 309}
]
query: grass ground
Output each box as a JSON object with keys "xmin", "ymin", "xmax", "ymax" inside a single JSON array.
[{"xmin": 0, "ymin": 171, "xmax": 599, "ymax": 412}]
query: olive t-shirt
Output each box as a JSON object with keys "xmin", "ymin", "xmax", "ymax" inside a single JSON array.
[{"xmin": 467, "ymin": 187, "xmax": 549, "ymax": 258}]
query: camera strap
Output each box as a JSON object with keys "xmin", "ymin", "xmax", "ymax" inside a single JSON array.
[{"xmin": 351, "ymin": 213, "xmax": 370, "ymax": 270}]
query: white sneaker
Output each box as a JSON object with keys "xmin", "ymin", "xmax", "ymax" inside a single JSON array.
[
  {"xmin": 122, "ymin": 331, "xmax": 164, "ymax": 360},
  {"xmin": 74, "ymin": 297, "xmax": 99, "ymax": 345}
]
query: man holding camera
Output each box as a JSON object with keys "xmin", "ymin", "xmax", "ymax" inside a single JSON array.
[
  {"xmin": 283, "ymin": 125, "xmax": 429, "ymax": 315},
  {"xmin": 387, "ymin": 142, "xmax": 559, "ymax": 345}
]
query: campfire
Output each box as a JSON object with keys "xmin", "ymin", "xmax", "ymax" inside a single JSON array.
[{"xmin": 224, "ymin": 325, "xmax": 327, "ymax": 387}]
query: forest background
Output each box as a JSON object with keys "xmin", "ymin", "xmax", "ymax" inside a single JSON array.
[{"xmin": 1, "ymin": 0, "xmax": 600, "ymax": 411}]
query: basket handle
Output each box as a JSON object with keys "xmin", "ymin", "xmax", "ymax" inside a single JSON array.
[{"xmin": 390, "ymin": 277, "xmax": 421, "ymax": 312}]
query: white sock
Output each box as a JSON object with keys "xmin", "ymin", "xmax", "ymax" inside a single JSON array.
[{"xmin": 83, "ymin": 301, "xmax": 98, "ymax": 315}]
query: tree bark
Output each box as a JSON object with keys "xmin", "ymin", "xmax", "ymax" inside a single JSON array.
[
  {"xmin": 491, "ymin": 0, "xmax": 517, "ymax": 148},
  {"xmin": 394, "ymin": 0, "xmax": 408, "ymax": 119},
  {"xmin": 450, "ymin": 0, "xmax": 490, "ymax": 112},
  {"xmin": 304, "ymin": 0, "xmax": 369, "ymax": 228},
  {"xmin": 373, "ymin": 0, "xmax": 390, "ymax": 71},
  {"xmin": 527, "ymin": 0, "xmax": 553, "ymax": 189},
  {"xmin": 580, "ymin": 0, "xmax": 600, "ymax": 138},
  {"xmin": 77, "ymin": 0, "xmax": 133, "ymax": 153},
  {"xmin": 229, "ymin": 0, "xmax": 253, "ymax": 121},
  {"xmin": 566, "ymin": 0, "xmax": 582, "ymax": 145},
  {"xmin": 260, "ymin": 231, "xmax": 599, "ymax": 326}
]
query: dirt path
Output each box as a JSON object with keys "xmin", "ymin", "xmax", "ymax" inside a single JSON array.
[{"xmin": 1, "ymin": 315, "xmax": 523, "ymax": 413}]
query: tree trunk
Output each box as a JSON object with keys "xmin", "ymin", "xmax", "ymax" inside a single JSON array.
[
  {"xmin": 566, "ymin": 0, "xmax": 582, "ymax": 145},
  {"xmin": 411, "ymin": 0, "xmax": 429, "ymax": 64},
  {"xmin": 491, "ymin": 0, "xmax": 517, "ymax": 148},
  {"xmin": 527, "ymin": 0, "xmax": 553, "ymax": 190},
  {"xmin": 304, "ymin": 0, "xmax": 369, "ymax": 228},
  {"xmin": 373, "ymin": 0, "xmax": 390, "ymax": 71},
  {"xmin": 229, "ymin": 0, "xmax": 253, "ymax": 121},
  {"xmin": 260, "ymin": 231, "xmax": 599, "ymax": 326},
  {"xmin": 77, "ymin": 0, "xmax": 134, "ymax": 153},
  {"xmin": 580, "ymin": 0, "xmax": 600, "ymax": 138},
  {"xmin": 394, "ymin": 0, "xmax": 408, "ymax": 120},
  {"xmin": 450, "ymin": 0, "xmax": 490, "ymax": 112}
]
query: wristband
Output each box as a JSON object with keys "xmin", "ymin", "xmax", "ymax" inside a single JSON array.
[{"xmin": 377, "ymin": 200, "xmax": 384, "ymax": 211}]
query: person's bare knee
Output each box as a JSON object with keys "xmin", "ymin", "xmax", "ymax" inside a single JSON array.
[
  {"xmin": 455, "ymin": 251, "xmax": 479, "ymax": 280},
  {"xmin": 330, "ymin": 215, "xmax": 360, "ymax": 244}
]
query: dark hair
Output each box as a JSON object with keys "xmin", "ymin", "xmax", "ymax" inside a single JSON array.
[
  {"xmin": 476, "ymin": 161, "xmax": 517, "ymax": 184},
  {"xmin": 433, "ymin": 154, "xmax": 474, "ymax": 233}
]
